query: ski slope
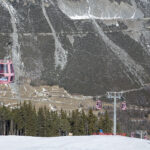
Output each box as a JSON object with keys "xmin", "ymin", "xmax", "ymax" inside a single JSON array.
[{"xmin": 0, "ymin": 135, "xmax": 150, "ymax": 150}]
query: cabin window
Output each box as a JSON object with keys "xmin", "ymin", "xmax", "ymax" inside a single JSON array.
[
  {"xmin": 0, "ymin": 74, "xmax": 8, "ymax": 81},
  {"xmin": 0, "ymin": 64, "xmax": 8, "ymax": 73},
  {"xmin": 10, "ymin": 76, "xmax": 14, "ymax": 82},
  {"xmin": 10, "ymin": 64, "xmax": 14, "ymax": 73}
]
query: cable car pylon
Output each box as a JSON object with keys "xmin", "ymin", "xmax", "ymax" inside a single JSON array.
[{"xmin": 107, "ymin": 91, "xmax": 123, "ymax": 135}]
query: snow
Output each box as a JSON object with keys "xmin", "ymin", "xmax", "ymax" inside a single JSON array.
[
  {"xmin": 70, "ymin": 14, "xmax": 122, "ymax": 20},
  {"xmin": 0, "ymin": 135, "xmax": 150, "ymax": 150}
]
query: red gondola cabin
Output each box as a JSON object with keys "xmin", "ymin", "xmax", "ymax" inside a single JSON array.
[
  {"xmin": 121, "ymin": 101, "xmax": 127, "ymax": 110},
  {"xmin": 0, "ymin": 60, "xmax": 15, "ymax": 84},
  {"xmin": 96, "ymin": 100, "xmax": 102, "ymax": 110}
]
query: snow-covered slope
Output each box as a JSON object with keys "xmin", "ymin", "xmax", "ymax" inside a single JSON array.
[{"xmin": 0, "ymin": 135, "xmax": 150, "ymax": 150}]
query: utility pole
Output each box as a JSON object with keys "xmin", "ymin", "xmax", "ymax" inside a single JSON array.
[{"xmin": 107, "ymin": 92, "xmax": 122, "ymax": 135}]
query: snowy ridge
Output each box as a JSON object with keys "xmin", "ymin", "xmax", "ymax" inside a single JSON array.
[
  {"xmin": 58, "ymin": 0, "xmax": 144, "ymax": 20},
  {"xmin": 69, "ymin": 11, "xmax": 136, "ymax": 20},
  {"xmin": 41, "ymin": 0, "xmax": 68, "ymax": 70}
]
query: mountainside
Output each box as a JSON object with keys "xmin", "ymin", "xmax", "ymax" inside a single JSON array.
[
  {"xmin": 0, "ymin": 0, "xmax": 150, "ymax": 96},
  {"xmin": 0, "ymin": 0, "xmax": 150, "ymax": 136}
]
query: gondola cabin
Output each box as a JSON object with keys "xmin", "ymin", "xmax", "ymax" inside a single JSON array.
[
  {"xmin": 96, "ymin": 100, "xmax": 102, "ymax": 110},
  {"xmin": 121, "ymin": 101, "xmax": 127, "ymax": 110},
  {"xmin": 0, "ymin": 60, "xmax": 15, "ymax": 84}
]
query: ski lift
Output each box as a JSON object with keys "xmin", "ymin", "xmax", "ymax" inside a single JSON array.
[
  {"xmin": 96, "ymin": 100, "xmax": 102, "ymax": 110},
  {"xmin": 0, "ymin": 60, "xmax": 15, "ymax": 84},
  {"xmin": 121, "ymin": 101, "xmax": 127, "ymax": 110}
]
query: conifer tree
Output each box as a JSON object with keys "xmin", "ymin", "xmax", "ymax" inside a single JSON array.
[
  {"xmin": 12, "ymin": 104, "xmax": 25, "ymax": 135},
  {"xmin": 117, "ymin": 122, "xmax": 122, "ymax": 134},
  {"xmin": 0, "ymin": 106, "xmax": 11, "ymax": 135},
  {"xmin": 59, "ymin": 109, "xmax": 70, "ymax": 136},
  {"xmin": 87, "ymin": 109, "xmax": 98, "ymax": 135},
  {"xmin": 79, "ymin": 110, "xmax": 87, "ymax": 135},
  {"xmin": 37, "ymin": 107, "xmax": 46, "ymax": 136},
  {"xmin": 43, "ymin": 106, "xmax": 51, "ymax": 137},
  {"xmin": 24, "ymin": 102, "xmax": 37, "ymax": 136},
  {"xmin": 50, "ymin": 111, "xmax": 60, "ymax": 136},
  {"xmin": 70, "ymin": 110, "xmax": 81, "ymax": 135},
  {"xmin": 97, "ymin": 116, "xmax": 104, "ymax": 132},
  {"xmin": 102, "ymin": 111, "xmax": 112, "ymax": 133}
]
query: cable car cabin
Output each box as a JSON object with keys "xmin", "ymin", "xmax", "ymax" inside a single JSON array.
[
  {"xmin": 0, "ymin": 60, "xmax": 15, "ymax": 84},
  {"xmin": 96, "ymin": 100, "xmax": 102, "ymax": 110},
  {"xmin": 121, "ymin": 101, "xmax": 127, "ymax": 110}
]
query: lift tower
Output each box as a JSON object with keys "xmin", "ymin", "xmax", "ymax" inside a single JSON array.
[{"xmin": 107, "ymin": 92, "xmax": 123, "ymax": 135}]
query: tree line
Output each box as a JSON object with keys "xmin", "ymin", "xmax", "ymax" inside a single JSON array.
[{"xmin": 0, "ymin": 102, "xmax": 113, "ymax": 137}]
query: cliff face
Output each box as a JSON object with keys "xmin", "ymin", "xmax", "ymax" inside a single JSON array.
[{"xmin": 0, "ymin": 0, "xmax": 150, "ymax": 96}]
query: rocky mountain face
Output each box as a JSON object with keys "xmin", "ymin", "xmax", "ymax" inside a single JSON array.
[
  {"xmin": 0, "ymin": 0, "xmax": 150, "ymax": 134},
  {"xmin": 0, "ymin": 0, "xmax": 150, "ymax": 95}
]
